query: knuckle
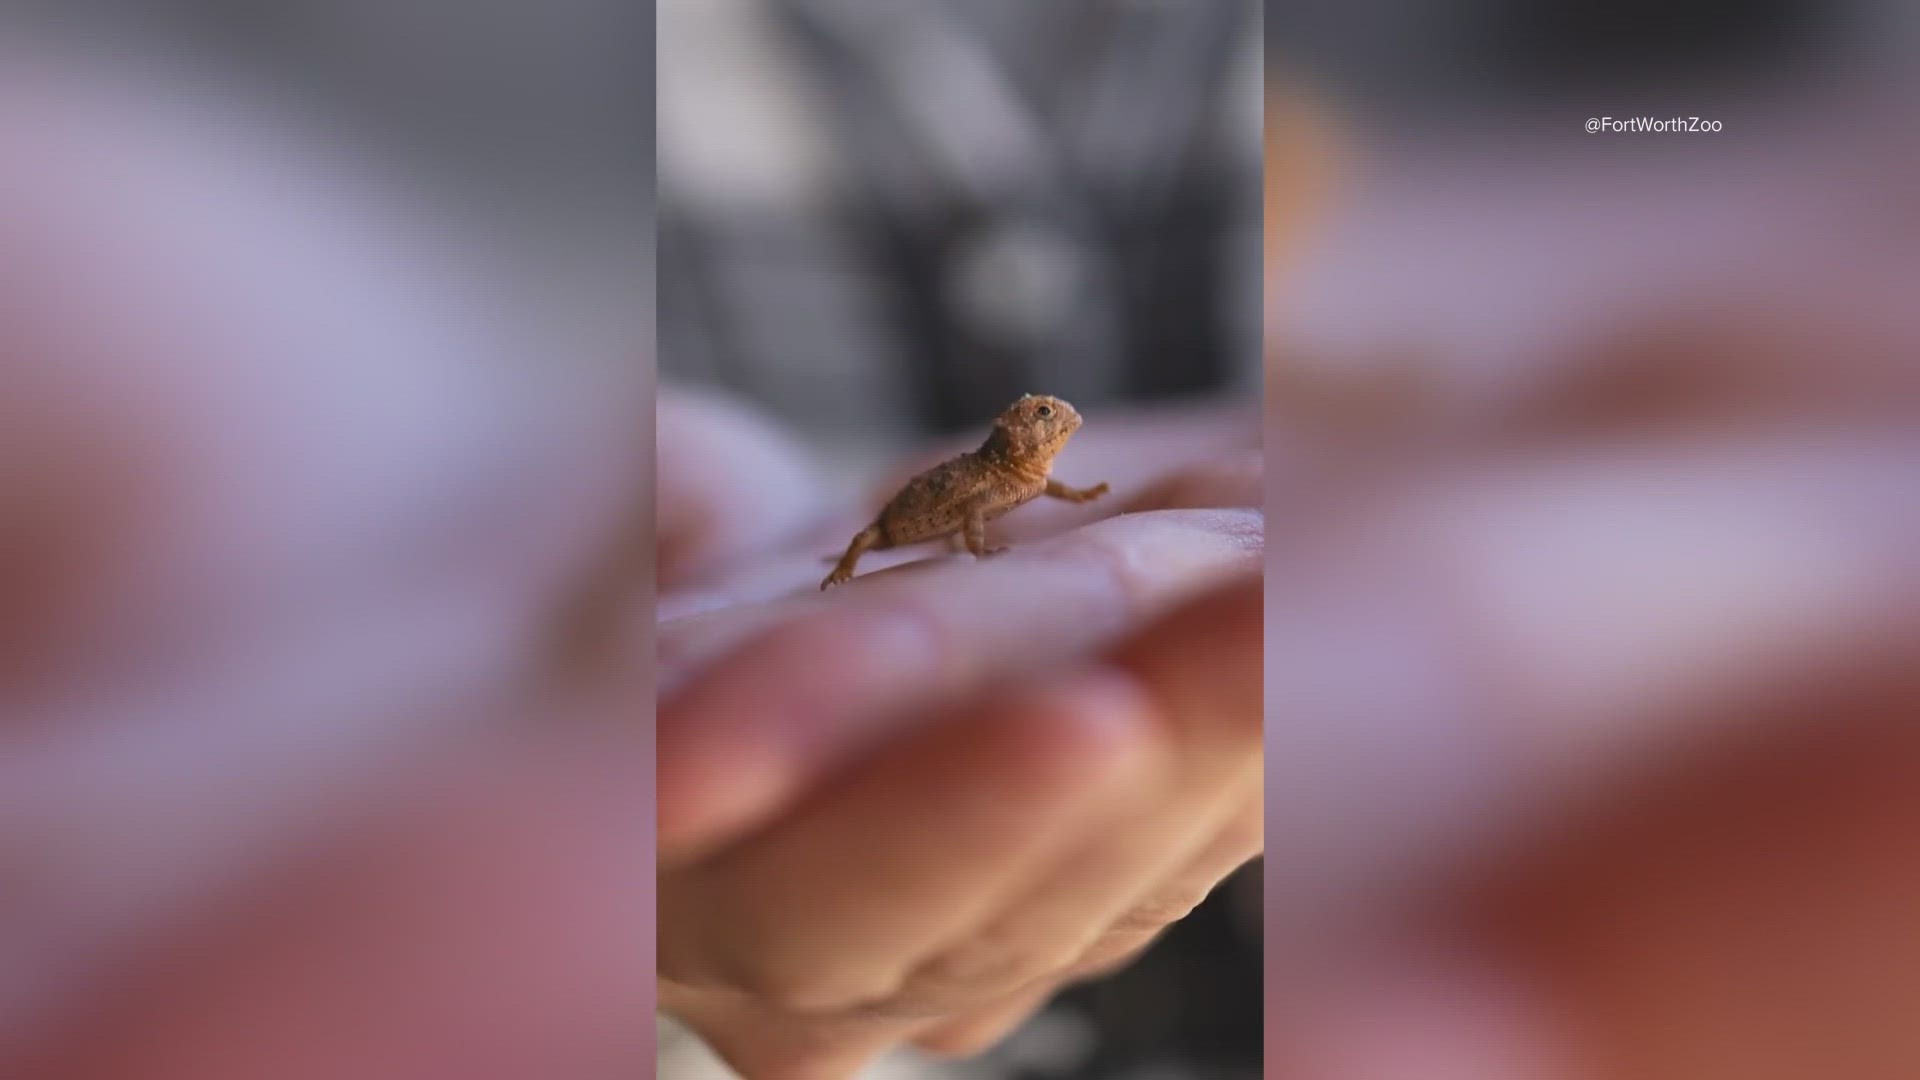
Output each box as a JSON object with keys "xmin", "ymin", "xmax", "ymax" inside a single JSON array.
[
  {"xmin": 896, "ymin": 936, "xmax": 1058, "ymax": 1012},
  {"xmin": 727, "ymin": 952, "xmax": 902, "ymax": 1016},
  {"xmin": 1110, "ymin": 890, "xmax": 1208, "ymax": 935}
]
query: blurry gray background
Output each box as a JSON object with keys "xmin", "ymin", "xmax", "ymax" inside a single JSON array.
[
  {"xmin": 1269, "ymin": 0, "xmax": 1917, "ymax": 123},
  {"xmin": 658, "ymin": 0, "xmax": 1263, "ymax": 461},
  {"xmin": 1266, "ymin": 0, "xmax": 1920, "ymax": 392}
]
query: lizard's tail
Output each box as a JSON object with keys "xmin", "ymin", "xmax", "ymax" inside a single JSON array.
[{"xmin": 821, "ymin": 532, "xmax": 961, "ymax": 562}]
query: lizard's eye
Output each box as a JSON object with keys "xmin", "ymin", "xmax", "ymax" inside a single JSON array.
[{"xmin": 1036, "ymin": 404, "xmax": 1053, "ymax": 418}]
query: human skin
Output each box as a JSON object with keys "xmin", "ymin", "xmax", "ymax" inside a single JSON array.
[{"xmin": 656, "ymin": 388, "xmax": 1265, "ymax": 1078}]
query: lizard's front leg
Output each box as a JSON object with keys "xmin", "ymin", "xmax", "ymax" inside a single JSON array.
[
  {"xmin": 962, "ymin": 509, "xmax": 1007, "ymax": 558},
  {"xmin": 1045, "ymin": 478, "xmax": 1110, "ymax": 503}
]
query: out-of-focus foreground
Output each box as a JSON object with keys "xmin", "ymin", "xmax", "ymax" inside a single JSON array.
[
  {"xmin": 1265, "ymin": 0, "xmax": 1919, "ymax": 1076},
  {"xmin": 0, "ymin": 9, "xmax": 650, "ymax": 1080}
]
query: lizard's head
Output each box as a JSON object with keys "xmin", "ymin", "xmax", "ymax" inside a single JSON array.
[{"xmin": 992, "ymin": 393, "xmax": 1083, "ymax": 458}]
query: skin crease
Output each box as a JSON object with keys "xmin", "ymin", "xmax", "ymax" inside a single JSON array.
[{"xmin": 821, "ymin": 395, "xmax": 1111, "ymax": 589}]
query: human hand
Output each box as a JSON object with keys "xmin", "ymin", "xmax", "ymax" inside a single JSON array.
[
  {"xmin": 655, "ymin": 397, "xmax": 1263, "ymax": 1078},
  {"xmin": 654, "ymin": 391, "xmax": 1258, "ymax": 622}
]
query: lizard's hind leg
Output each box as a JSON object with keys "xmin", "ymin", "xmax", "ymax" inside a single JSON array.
[
  {"xmin": 962, "ymin": 510, "xmax": 1007, "ymax": 558},
  {"xmin": 822, "ymin": 525, "xmax": 882, "ymax": 590}
]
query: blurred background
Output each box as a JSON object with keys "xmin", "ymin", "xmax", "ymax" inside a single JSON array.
[
  {"xmin": 658, "ymin": 0, "xmax": 1262, "ymax": 478},
  {"xmin": 1264, "ymin": 1, "xmax": 1919, "ymax": 1078},
  {"xmin": 0, "ymin": 0, "xmax": 650, "ymax": 1072},
  {"xmin": 0, "ymin": 0, "xmax": 651, "ymax": 353},
  {"xmin": 1272, "ymin": 0, "xmax": 1915, "ymax": 110}
]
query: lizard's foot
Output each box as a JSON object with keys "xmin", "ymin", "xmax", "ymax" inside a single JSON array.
[
  {"xmin": 821, "ymin": 566, "xmax": 854, "ymax": 590},
  {"xmin": 1080, "ymin": 482, "xmax": 1111, "ymax": 502},
  {"xmin": 978, "ymin": 545, "xmax": 1010, "ymax": 558}
]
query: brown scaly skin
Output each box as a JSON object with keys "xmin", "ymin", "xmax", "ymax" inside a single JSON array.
[{"xmin": 822, "ymin": 394, "xmax": 1109, "ymax": 590}]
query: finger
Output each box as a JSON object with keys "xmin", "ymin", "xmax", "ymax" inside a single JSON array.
[
  {"xmin": 1067, "ymin": 791, "xmax": 1264, "ymax": 980},
  {"xmin": 656, "ymin": 449, "xmax": 1267, "ymax": 621},
  {"xmin": 659, "ymin": 672, "xmax": 1154, "ymax": 1015},
  {"xmin": 886, "ymin": 578, "xmax": 1264, "ymax": 1012},
  {"xmin": 657, "ymin": 508, "xmax": 1262, "ymax": 859},
  {"xmin": 655, "ymin": 387, "xmax": 831, "ymax": 589},
  {"xmin": 911, "ymin": 982, "xmax": 1060, "ymax": 1059},
  {"xmin": 659, "ymin": 507, "xmax": 1261, "ymax": 674}
]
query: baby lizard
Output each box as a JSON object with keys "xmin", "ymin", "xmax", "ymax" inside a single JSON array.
[{"xmin": 821, "ymin": 394, "xmax": 1109, "ymax": 589}]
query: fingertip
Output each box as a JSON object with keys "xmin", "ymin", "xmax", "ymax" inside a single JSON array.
[
  {"xmin": 659, "ymin": 608, "xmax": 954, "ymax": 859},
  {"xmin": 1109, "ymin": 576, "xmax": 1265, "ymax": 747},
  {"xmin": 655, "ymin": 739, "xmax": 789, "ymax": 864}
]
